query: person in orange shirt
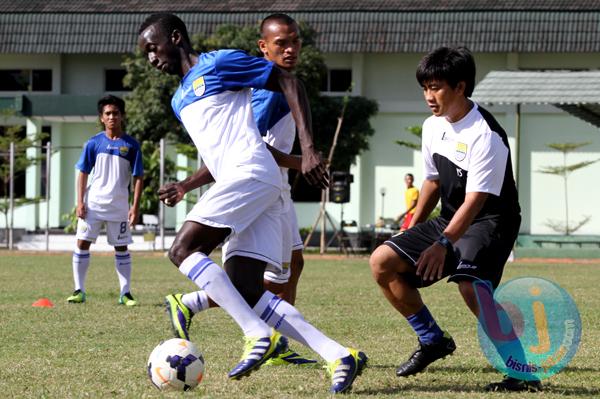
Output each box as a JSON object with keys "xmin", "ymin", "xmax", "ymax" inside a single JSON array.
[{"xmin": 396, "ymin": 173, "xmax": 419, "ymax": 231}]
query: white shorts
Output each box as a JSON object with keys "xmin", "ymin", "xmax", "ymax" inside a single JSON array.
[
  {"xmin": 186, "ymin": 177, "xmax": 283, "ymax": 269},
  {"xmin": 75, "ymin": 211, "xmax": 132, "ymax": 246},
  {"xmin": 263, "ymin": 190, "xmax": 304, "ymax": 284}
]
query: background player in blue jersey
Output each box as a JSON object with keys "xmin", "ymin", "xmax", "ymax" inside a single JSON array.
[
  {"xmin": 369, "ymin": 47, "xmax": 539, "ymax": 392},
  {"xmin": 67, "ymin": 95, "xmax": 144, "ymax": 306},
  {"xmin": 138, "ymin": 13, "xmax": 366, "ymax": 392},
  {"xmin": 251, "ymin": 13, "xmax": 314, "ymax": 366}
]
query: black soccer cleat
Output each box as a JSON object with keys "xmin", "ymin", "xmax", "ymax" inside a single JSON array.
[
  {"xmin": 484, "ymin": 376, "xmax": 542, "ymax": 392},
  {"xmin": 396, "ymin": 331, "xmax": 456, "ymax": 377}
]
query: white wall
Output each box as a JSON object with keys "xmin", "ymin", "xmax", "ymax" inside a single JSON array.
[{"xmin": 61, "ymin": 54, "xmax": 125, "ymax": 95}]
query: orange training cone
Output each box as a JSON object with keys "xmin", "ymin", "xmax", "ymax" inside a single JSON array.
[{"xmin": 32, "ymin": 298, "xmax": 54, "ymax": 308}]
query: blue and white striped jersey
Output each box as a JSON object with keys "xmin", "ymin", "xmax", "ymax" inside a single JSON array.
[
  {"xmin": 171, "ymin": 49, "xmax": 282, "ymax": 188},
  {"xmin": 76, "ymin": 132, "xmax": 143, "ymax": 221},
  {"xmin": 252, "ymin": 88, "xmax": 296, "ymax": 190}
]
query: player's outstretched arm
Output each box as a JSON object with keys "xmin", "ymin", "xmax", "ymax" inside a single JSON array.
[
  {"xmin": 158, "ymin": 166, "xmax": 215, "ymax": 207},
  {"xmin": 76, "ymin": 171, "xmax": 88, "ymax": 219},
  {"xmin": 265, "ymin": 67, "xmax": 328, "ymax": 189},
  {"xmin": 129, "ymin": 176, "xmax": 143, "ymax": 227}
]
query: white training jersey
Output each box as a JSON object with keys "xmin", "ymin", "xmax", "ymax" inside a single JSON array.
[
  {"xmin": 171, "ymin": 49, "xmax": 282, "ymax": 189},
  {"xmin": 75, "ymin": 132, "xmax": 143, "ymax": 221},
  {"xmin": 421, "ymin": 102, "xmax": 519, "ymax": 220},
  {"xmin": 252, "ymin": 88, "xmax": 296, "ymax": 190}
]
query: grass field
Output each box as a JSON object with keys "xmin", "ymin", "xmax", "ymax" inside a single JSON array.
[{"xmin": 1, "ymin": 252, "xmax": 599, "ymax": 398}]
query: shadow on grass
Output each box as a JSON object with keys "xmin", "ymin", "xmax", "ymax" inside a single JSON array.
[
  {"xmin": 359, "ymin": 382, "xmax": 600, "ymax": 396},
  {"xmin": 542, "ymin": 385, "xmax": 600, "ymax": 396},
  {"xmin": 366, "ymin": 363, "xmax": 498, "ymax": 374},
  {"xmin": 357, "ymin": 382, "xmax": 483, "ymax": 395}
]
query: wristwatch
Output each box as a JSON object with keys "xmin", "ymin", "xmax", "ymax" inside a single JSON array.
[{"xmin": 436, "ymin": 234, "xmax": 453, "ymax": 251}]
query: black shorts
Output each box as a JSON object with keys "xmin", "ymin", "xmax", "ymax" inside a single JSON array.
[{"xmin": 383, "ymin": 215, "xmax": 520, "ymax": 289}]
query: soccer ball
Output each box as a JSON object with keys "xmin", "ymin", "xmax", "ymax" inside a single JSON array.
[{"xmin": 147, "ymin": 338, "xmax": 205, "ymax": 391}]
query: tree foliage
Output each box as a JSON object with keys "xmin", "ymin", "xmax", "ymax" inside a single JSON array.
[
  {"xmin": 537, "ymin": 141, "xmax": 599, "ymax": 235},
  {"xmin": 395, "ymin": 125, "xmax": 422, "ymax": 150}
]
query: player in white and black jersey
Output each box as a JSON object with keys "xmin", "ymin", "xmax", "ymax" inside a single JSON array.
[
  {"xmin": 138, "ymin": 13, "xmax": 366, "ymax": 392},
  {"xmin": 370, "ymin": 47, "xmax": 540, "ymax": 392}
]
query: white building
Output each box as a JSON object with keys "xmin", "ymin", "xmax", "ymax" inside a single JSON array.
[{"xmin": 2, "ymin": 1, "xmax": 600, "ymax": 252}]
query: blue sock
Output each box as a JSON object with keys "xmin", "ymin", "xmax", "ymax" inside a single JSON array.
[{"xmin": 406, "ymin": 306, "xmax": 444, "ymax": 345}]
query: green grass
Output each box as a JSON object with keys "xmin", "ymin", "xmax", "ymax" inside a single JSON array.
[{"xmin": 1, "ymin": 252, "xmax": 599, "ymax": 398}]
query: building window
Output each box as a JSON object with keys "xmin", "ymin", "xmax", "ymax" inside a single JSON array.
[
  {"xmin": 321, "ymin": 69, "xmax": 352, "ymax": 93},
  {"xmin": 0, "ymin": 69, "xmax": 52, "ymax": 91},
  {"xmin": 105, "ymin": 69, "xmax": 129, "ymax": 91}
]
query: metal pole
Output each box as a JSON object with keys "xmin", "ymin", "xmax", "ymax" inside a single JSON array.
[
  {"xmin": 8, "ymin": 142, "xmax": 15, "ymax": 250},
  {"xmin": 515, "ymin": 103, "xmax": 521, "ymax": 189},
  {"xmin": 45, "ymin": 142, "xmax": 51, "ymax": 251},
  {"xmin": 159, "ymin": 138, "xmax": 165, "ymax": 251}
]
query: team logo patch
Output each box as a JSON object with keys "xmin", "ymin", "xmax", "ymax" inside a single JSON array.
[
  {"xmin": 193, "ymin": 77, "xmax": 206, "ymax": 97},
  {"xmin": 455, "ymin": 142, "xmax": 467, "ymax": 161},
  {"xmin": 119, "ymin": 146, "xmax": 129, "ymax": 156}
]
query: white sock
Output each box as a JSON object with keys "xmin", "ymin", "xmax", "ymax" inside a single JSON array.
[
  {"xmin": 114, "ymin": 250, "xmax": 132, "ymax": 295},
  {"xmin": 72, "ymin": 248, "xmax": 90, "ymax": 292},
  {"xmin": 179, "ymin": 252, "xmax": 270, "ymax": 338},
  {"xmin": 182, "ymin": 291, "xmax": 210, "ymax": 314},
  {"xmin": 253, "ymin": 291, "xmax": 350, "ymax": 362}
]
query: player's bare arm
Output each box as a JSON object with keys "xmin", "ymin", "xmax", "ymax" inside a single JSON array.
[
  {"xmin": 410, "ymin": 179, "xmax": 440, "ymax": 227},
  {"xmin": 76, "ymin": 171, "xmax": 89, "ymax": 219},
  {"xmin": 265, "ymin": 67, "xmax": 328, "ymax": 189},
  {"xmin": 158, "ymin": 166, "xmax": 215, "ymax": 207},
  {"xmin": 129, "ymin": 176, "xmax": 144, "ymax": 227},
  {"xmin": 416, "ymin": 191, "xmax": 488, "ymax": 281},
  {"xmin": 266, "ymin": 143, "xmax": 302, "ymax": 171}
]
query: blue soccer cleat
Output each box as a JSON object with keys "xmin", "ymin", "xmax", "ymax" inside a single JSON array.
[
  {"xmin": 228, "ymin": 331, "xmax": 287, "ymax": 379},
  {"xmin": 327, "ymin": 348, "xmax": 368, "ymax": 394}
]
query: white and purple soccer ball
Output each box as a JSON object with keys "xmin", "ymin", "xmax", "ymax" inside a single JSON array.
[{"xmin": 147, "ymin": 338, "xmax": 205, "ymax": 391}]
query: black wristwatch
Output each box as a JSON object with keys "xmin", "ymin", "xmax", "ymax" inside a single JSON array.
[{"xmin": 436, "ymin": 234, "xmax": 453, "ymax": 251}]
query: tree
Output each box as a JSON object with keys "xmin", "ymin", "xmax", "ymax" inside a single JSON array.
[
  {"xmin": 395, "ymin": 125, "xmax": 422, "ymax": 150},
  {"xmin": 537, "ymin": 142, "xmax": 599, "ymax": 235},
  {"xmin": 0, "ymin": 109, "xmax": 46, "ymax": 246}
]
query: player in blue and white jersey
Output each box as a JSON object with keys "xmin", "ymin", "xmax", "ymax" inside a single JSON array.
[
  {"xmin": 67, "ymin": 95, "xmax": 144, "ymax": 307},
  {"xmin": 138, "ymin": 13, "xmax": 366, "ymax": 392},
  {"xmin": 252, "ymin": 14, "xmax": 315, "ymax": 365}
]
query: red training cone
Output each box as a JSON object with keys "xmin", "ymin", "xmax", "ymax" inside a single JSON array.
[{"xmin": 32, "ymin": 298, "xmax": 54, "ymax": 308}]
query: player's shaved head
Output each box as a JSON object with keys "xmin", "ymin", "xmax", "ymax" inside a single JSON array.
[
  {"xmin": 138, "ymin": 13, "xmax": 191, "ymax": 44},
  {"xmin": 260, "ymin": 13, "xmax": 298, "ymax": 37}
]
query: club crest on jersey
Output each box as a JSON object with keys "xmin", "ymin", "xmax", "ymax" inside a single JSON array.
[
  {"xmin": 119, "ymin": 146, "xmax": 129, "ymax": 156},
  {"xmin": 455, "ymin": 142, "xmax": 468, "ymax": 161},
  {"xmin": 193, "ymin": 77, "xmax": 206, "ymax": 97}
]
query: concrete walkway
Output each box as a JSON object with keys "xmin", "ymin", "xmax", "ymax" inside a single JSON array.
[{"xmin": 16, "ymin": 234, "xmax": 176, "ymax": 252}]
